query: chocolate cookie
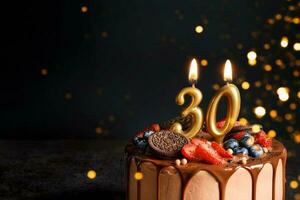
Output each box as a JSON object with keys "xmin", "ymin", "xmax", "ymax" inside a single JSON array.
[{"xmin": 148, "ymin": 130, "xmax": 189, "ymax": 158}]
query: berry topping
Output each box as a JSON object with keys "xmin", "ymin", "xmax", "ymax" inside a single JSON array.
[
  {"xmin": 136, "ymin": 131, "xmax": 144, "ymax": 138},
  {"xmin": 255, "ymin": 131, "xmax": 272, "ymax": 148},
  {"xmin": 248, "ymin": 144, "xmax": 264, "ymax": 158},
  {"xmin": 211, "ymin": 142, "xmax": 233, "ymax": 158},
  {"xmin": 231, "ymin": 131, "xmax": 250, "ymax": 140},
  {"xmin": 240, "ymin": 135, "xmax": 255, "ymax": 148},
  {"xmin": 223, "ymin": 139, "xmax": 239, "ymax": 150},
  {"xmin": 196, "ymin": 143, "xmax": 227, "ymax": 165},
  {"xmin": 181, "ymin": 143, "xmax": 200, "ymax": 161},
  {"xmin": 150, "ymin": 123, "xmax": 160, "ymax": 132},
  {"xmin": 191, "ymin": 138, "xmax": 207, "ymax": 146},
  {"xmin": 144, "ymin": 131, "xmax": 154, "ymax": 139},
  {"xmin": 233, "ymin": 147, "xmax": 249, "ymax": 155}
]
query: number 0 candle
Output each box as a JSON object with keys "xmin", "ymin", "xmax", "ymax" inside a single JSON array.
[
  {"xmin": 171, "ymin": 59, "xmax": 204, "ymax": 138},
  {"xmin": 206, "ymin": 60, "xmax": 241, "ymax": 144}
]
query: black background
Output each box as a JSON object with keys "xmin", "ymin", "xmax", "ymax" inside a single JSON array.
[{"xmin": 2, "ymin": 0, "xmax": 297, "ymax": 140}]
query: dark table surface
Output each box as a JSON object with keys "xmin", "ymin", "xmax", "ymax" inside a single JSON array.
[{"xmin": 0, "ymin": 140, "xmax": 299, "ymax": 200}]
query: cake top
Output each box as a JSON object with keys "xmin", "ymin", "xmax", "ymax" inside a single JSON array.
[{"xmin": 130, "ymin": 117, "xmax": 275, "ymax": 166}]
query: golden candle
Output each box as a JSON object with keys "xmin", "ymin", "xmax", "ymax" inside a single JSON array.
[
  {"xmin": 206, "ymin": 60, "xmax": 241, "ymax": 144},
  {"xmin": 171, "ymin": 59, "xmax": 204, "ymax": 138}
]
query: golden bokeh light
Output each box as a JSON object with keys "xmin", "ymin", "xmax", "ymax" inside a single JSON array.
[
  {"xmin": 87, "ymin": 170, "xmax": 97, "ymax": 179},
  {"xmin": 289, "ymin": 103, "xmax": 297, "ymax": 110},
  {"xmin": 277, "ymin": 87, "xmax": 289, "ymax": 102},
  {"xmin": 41, "ymin": 68, "xmax": 48, "ymax": 76},
  {"xmin": 252, "ymin": 124, "xmax": 262, "ymax": 133},
  {"xmin": 298, "ymin": 91, "xmax": 300, "ymax": 99},
  {"xmin": 263, "ymin": 64, "xmax": 272, "ymax": 71},
  {"xmin": 200, "ymin": 59, "xmax": 208, "ymax": 66},
  {"xmin": 134, "ymin": 172, "xmax": 143, "ymax": 180},
  {"xmin": 247, "ymin": 51, "xmax": 257, "ymax": 60},
  {"xmin": 290, "ymin": 180, "xmax": 299, "ymax": 189},
  {"xmin": 285, "ymin": 113, "xmax": 293, "ymax": 120},
  {"xmin": 254, "ymin": 106, "xmax": 266, "ymax": 118},
  {"xmin": 265, "ymin": 84, "xmax": 272, "ymax": 91},
  {"xmin": 248, "ymin": 59, "xmax": 257, "ymax": 66},
  {"xmin": 95, "ymin": 127, "xmax": 103, "ymax": 134},
  {"xmin": 286, "ymin": 126, "xmax": 293, "ymax": 133},
  {"xmin": 239, "ymin": 118, "xmax": 248, "ymax": 125},
  {"xmin": 269, "ymin": 110, "xmax": 278, "ymax": 118},
  {"xmin": 241, "ymin": 81, "xmax": 250, "ymax": 90},
  {"xmin": 294, "ymin": 134, "xmax": 300, "ymax": 143},
  {"xmin": 263, "ymin": 43, "xmax": 270, "ymax": 50},
  {"xmin": 81, "ymin": 6, "xmax": 88, "ymax": 13},
  {"xmin": 280, "ymin": 36, "xmax": 288, "ymax": 48},
  {"xmin": 212, "ymin": 84, "xmax": 220, "ymax": 90},
  {"xmin": 267, "ymin": 130, "xmax": 276, "ymax": 138},
  {"xmin": 294, "ymin": 43, "xmax": 300, "ymax": 51},
  {"xmin": 195, "ymin": 25, "xmax": 204, "ymax": 33}
]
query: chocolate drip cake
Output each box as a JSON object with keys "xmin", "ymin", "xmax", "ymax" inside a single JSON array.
[{"xmin": 125, "ymin": 122, "xmax": 287, "ymax": 200}]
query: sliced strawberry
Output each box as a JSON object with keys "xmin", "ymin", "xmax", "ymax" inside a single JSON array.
[
  {"xmin": 150, "ymin": 123, "xmax": 160, "ymax": 132},
  {"xmin": 196, "ymin": 142, "xmax": 227, "ymax": 165},
  {"xmin": 255, "ymin": 131, "xmax": 272, "ymax": 147},
  {"xmin": 211, "ymin": 142, "xmax": 233, "ymax": 158},
  {"xmin": 191, "ymin": 138, "xmax": 207, "ymax": 146},
  {"xmin": 181, "ymin": 143, "xmax": 200, "ymax": 161}
]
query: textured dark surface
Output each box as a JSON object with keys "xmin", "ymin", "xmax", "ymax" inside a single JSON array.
[{"xmin": 0, "ymin": 140, "xmax": 299, "ymax": 200}]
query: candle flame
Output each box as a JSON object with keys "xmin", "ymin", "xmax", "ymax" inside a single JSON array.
[
  {"xmin": 189, "ymin": 58, "xmax": 198, "ymax": 84},
  {"xmin": 224, "ymin": 59, "xmax": 232, "ymax": 82}
]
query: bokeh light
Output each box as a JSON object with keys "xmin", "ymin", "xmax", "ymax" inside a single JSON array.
[
  {"xmin": 254, "ymin": 106, "xmax": 266, "ymax": 118},
  {"xmin": 280, "ymin": 36, "xmax": 289, "ymax": 48},
  {"xmin": 241, "ymin": 81, "xmax": 250, "ymax": 90},
  {"xmin": 134, "ymin": 172, "xmax": 143, "ymax": 180},
  {"xmin": 87, "ymin": 170, "xmax": 97, "ymax": 179},
  {"xmin": 195, "ymin": 25, "xmax": 204, "ymax": 33}
]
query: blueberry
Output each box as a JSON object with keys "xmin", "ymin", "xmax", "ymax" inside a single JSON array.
[
  {"xmin": 144, "ymin": 131, "xmax": 154, "ymax": 139},
  {"xmin": 133, "ymin": 137, "xmax": 140, "ymax": 145},
  {"xmin": 248, "ymin": 144, "xmax": 264, "ymax": 158},
  {"xmin": 137, "ymin": 139, "xmax": 148, "ymax": 149},
  {"xmin": 240, "ymin": 135, "xmax": 255, "ymax": 148},
  {"xmin": 223, "ymin": 139, "xmax": 239, "ymax": 150},
  {"xmin": 233, "ymin": 147, "xmax": 249, "ymax": 155}
]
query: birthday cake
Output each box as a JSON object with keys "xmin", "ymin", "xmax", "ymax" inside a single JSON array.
[{"xmin": 125, "ymin": 59, "xmax": 287, "ymax": 200}]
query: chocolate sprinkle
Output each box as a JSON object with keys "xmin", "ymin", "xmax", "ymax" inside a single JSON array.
[{"xmin": 148, "ymin": 130, "xmax": 189, "ymax": 158}]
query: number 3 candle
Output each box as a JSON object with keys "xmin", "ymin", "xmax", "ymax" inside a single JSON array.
[
  {"xmin": 171, "ymin": 59, "xmax": 204, "ymax": 138},
  {"xmin": 206, "ymin": 60, "xmax": 241, "ymax": 144}
]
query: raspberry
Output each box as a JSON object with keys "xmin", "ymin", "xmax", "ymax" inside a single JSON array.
[{"xmin": 255, "ymin": 131, "xmax": 272, "ymax": 148}]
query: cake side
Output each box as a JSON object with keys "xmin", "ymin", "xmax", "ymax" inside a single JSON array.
[{"xmin": 125, "ymin": 139, "xmax": 287, "ymax": 200}]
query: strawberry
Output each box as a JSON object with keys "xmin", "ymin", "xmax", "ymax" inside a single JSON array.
[
  {"xmin": 181, "ymin": 143, "xmax": 200, "ymax": 161},
  {"xmin": 196, "ymin": 143, "xmax": 227, "ymax": 165},
  {"xmin": 150, "ymin": 123, "xmax": 160, "ymax": 132},
  {"xmin": 191, "ymin": 138, "xmax": 207, "ymax": 146},
  {"xmin": 255, "ymin": 131, "xmax": 272, "ymax": 147},
  {"xmin": 211, "ymin": 142, "xmax": 233, "ymax": 158}
]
